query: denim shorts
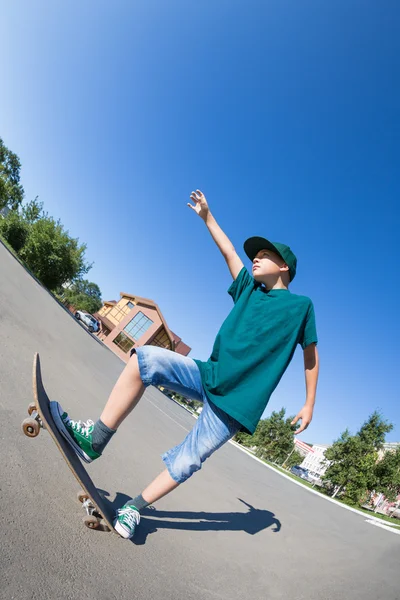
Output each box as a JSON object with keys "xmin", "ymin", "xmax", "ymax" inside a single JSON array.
[{"xmin": 132, "ymin": 345, "xmax": 241, "ymax": 484}]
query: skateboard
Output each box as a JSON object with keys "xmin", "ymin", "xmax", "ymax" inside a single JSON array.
[{"xmin": 21, "ymin": 352, "xmax": 116, "ymax": 534}]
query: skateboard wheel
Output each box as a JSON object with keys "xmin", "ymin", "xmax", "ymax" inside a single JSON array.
[
  {"xmin": 84, "ymin": 515, "xmax": 100, "ymax": 530},
  {"xmin": 77, "ymin": 491, "xmax": 90, "ymax": 503},
  {"xmin": 22, "ymin": 418, "xmax": 40, "ymax": 438},
  {"xmin": 28, "ymin": 402, "xmax": 37, "ymax": 416}
]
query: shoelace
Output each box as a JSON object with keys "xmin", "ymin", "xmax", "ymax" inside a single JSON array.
[
  {"xmin": 117, "ymin": 507, "xmax": 140, "ymax": 530},
  {"xmin": 64, "ymin": 417, "xmax": 94, "ymax": 438}
]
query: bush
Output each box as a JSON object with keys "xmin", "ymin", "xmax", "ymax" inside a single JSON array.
[{"xmin": 0, "ymin": 211, "xmax": 29, "ymax": 252}]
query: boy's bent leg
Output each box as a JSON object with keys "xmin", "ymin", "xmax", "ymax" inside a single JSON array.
[
  {"xmin": 114, "ymin": 401, "xmax": 240, "ymax": 539},
  {"xmin": 101, "ymin": 345, "xmax": 205, "ymax": 431},
  {"xmin": 161, "ymin": 397, "xmax": 241, "ymax": 485},
  {"xmin": 100, "ymin": 352, "xmax": 145, "ymax": 430},
  {"xmin": 51, "ymin": 345, "xmax": 207, "ymax": 466},
  {"xmin": 50, "ymin": 352, "xmax": 145, "ymax": 463}
]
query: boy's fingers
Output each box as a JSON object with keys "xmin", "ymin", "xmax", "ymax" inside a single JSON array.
[
  {"xmin": 195, "ymin": 189, "xmax": 203, "ymax": 197},
  {"xmin": 190, "ymin": 193, "xmax": 199, "ymax": 202},
  {"xmin": 295, "ymin": 420, "xmax": 310, "ymax": 435}
]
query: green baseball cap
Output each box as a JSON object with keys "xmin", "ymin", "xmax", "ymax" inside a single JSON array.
[{"xmin": 244, "ymin": 236, "xmax": 297, "ymax": 281}]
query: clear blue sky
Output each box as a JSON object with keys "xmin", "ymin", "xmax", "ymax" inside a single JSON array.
[{"xmin": 1, "ymin": 1, "xmax": 399, "ymax": 444}]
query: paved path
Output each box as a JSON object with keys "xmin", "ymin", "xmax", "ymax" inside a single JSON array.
[{"xmin": 0, "ymin": 242, "xmax": 399, "ymax": 600}]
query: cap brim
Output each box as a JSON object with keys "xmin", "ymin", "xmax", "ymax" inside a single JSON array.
[{"xmin": 243, "ymin": 237, "xmax": 283, "ymax": 262}]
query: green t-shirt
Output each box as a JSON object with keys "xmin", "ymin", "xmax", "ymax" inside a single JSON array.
[{"xmin": 194, "ymin": 267, "xmax": 318, "ymax": 434}]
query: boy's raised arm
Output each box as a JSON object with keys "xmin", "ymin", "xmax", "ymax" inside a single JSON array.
[{"xmin": 188, "ymin": 189, "xmax": 244, "ymax": 280}]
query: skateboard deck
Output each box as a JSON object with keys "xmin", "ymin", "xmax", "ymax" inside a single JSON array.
[{"xmin": 22, "ymin": 352, "xmax": 116, "ymax": 534}]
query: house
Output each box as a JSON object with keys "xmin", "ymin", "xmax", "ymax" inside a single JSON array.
[{"xmin": 93, "ymin": 292, "xmax": 191, "ymax": 362}]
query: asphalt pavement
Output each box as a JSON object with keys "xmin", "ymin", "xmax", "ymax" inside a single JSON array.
[{"xmin": 0, "ymin": 241, "xmax": 399, "ymax": 600}]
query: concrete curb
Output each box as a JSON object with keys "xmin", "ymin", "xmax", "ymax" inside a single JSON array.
[{"xmin": 228, "ymin": 438, "xmax": 400, "ymax": 532}]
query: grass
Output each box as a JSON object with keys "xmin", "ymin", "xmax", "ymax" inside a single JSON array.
[
  {"xmin": 0, "ymin": 236, "xmax": 39, "ymax": 283},
  {"xmin": 0, "ymin": 235, "xmax": 24, "ymax": 262}
]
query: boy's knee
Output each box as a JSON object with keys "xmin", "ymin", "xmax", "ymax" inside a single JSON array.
[
  {"xmin": 162, "ymin": 439, "xmax": 214, "ymax": 483},
  {"xmin": 177, "ymin": 457, "xmax": 202, "ymax": 482}
]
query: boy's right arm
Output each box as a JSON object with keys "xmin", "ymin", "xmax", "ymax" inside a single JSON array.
[{"xmin": 188, "ymin": 190, "xmax": 244, "ymax": 280}]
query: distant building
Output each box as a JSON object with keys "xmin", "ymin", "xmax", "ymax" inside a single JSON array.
[
  {"xmin": 300, "ymin": 444, "xmax": 331, "ymax": 477},
  {"xmin": 294, "ymin": 438, "xmax": 315, "ymax": 458},
  {"xmin": 93, "ymin": 292, "xmax": 191, "ymax": 362},
  {"xmin": 378, "ymin": 441, "xmax": 400, "ymax": 460},
  {"xmin": 383, "ymin": 442, "xmax": 400, "ymax": 450}
]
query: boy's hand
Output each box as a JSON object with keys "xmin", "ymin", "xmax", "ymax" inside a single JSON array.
[
  {"xmin": 291, "ymin": 405, "xmax": 313, "ymax": 435},
  {"xmin": 187, "ymin": 189, "xmax": 210, "ymax": 220}
]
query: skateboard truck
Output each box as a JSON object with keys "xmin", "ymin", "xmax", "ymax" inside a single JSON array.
[
  {"xmin": 82, "ymin": 497, "xmax": 96, "ymax": 516},
  {"xmin": 77, "ymin": 490, "xmax": 111, "ymax": 531},
  {"xmin": 21, "ymin": 402, "xmax": 45, "ymax": 437}
]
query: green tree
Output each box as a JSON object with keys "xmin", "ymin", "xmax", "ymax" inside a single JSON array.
[
  {"xmin": 22, "ymin": 196, "xmax": 43, "ymax": 224},
  {"xmin": 254, "ymin": 408, "xmax": 297, "ymax": 464},
  {"xmin": 0, "ymin": 137, "xmax": 24, "ymax": 210},
  {"xmin": 63, "ymin": 279, "xmax": 102, "ymax": 314},
  {"xmin": 0, "ymin": 209, "xmax": 29, "ymax": 252},
  {"xmin": 323, "ymin": 412, "xmax": 393, "ymax": 505},
  {"xmin": 374, "ymin": 447, "xmax": 400, "ymax": 503},
  {"xmin": 19, "ymin": 216, "xmax": 91, "ymax": 290},
  {"xmin": 286, "ymin": 449, "xmax": 304, "ymax": 469},
  {"xmin": 234, "ymin": 430, "xmax": 255, "ymax": 447}
]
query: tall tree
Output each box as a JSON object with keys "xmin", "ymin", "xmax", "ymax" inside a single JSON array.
[
  {"xmin": 0, "ymin": 137, "xmax": 24, "ymax": 210},
  {"xmin": 234, "ymin": 430, "xmax": 255, "ymax": 447},
  {"xmin": 22, "ymin": 197, "xmax": 43, "ymax": 223},
  {"xmin": 254, "ymin": 408, "xmax": 298, "ymax": 464},
  {"xmin": 286, "ymin": 449, "xmax": 305, "ymax": 469},
  {"xmin": 63, "ymin": 279, "xmax": 102, "ymax": 314},
  {"xmin": 374, "ymin": 447, "xmax": 400, "ymax": 503},
  {"xmin": 323, "ymin": 412, "xmax": 393, "ymax": 505},
  {"xmin": 19, "ymin": 216, "xmax": 91, "ymax": 290}
]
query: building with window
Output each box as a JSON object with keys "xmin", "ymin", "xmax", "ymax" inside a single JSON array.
[
  {"xmin": 94, "ymin": 292, "xmax": 191, "ymax": 362},
  {"xmin": 300, "ymin": 444, "xmax": 331, "ymax": 477}
]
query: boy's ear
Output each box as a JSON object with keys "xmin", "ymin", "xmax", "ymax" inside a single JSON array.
[{"xmin": 280, "ymin": 263, "xmax": 290, "ymax": 273}]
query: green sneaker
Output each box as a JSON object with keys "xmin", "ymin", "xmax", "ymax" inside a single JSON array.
[
  {"xmin": 113, "ymin": 505, "xmax": 141, "ymax": 539},
  {"xmin": 50, "ymin": 401, "xmax": 101, "ymax": 464}
]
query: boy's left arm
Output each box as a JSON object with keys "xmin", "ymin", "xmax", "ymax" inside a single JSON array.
[{"xmin": 291, "ymin": 343, "xmax": 319, "ymax": 435}]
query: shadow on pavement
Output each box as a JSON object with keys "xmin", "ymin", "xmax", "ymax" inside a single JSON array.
[{"xmin": 98, "ymin": 490, "xmax": 282, "ymax": 545}]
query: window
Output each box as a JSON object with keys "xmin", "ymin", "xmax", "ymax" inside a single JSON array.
[
  {"xmin": 124, "ymin": 312, "xmax": 153, "ymax": 341},
  {"xmin": 151, "ymin": 327, "xmax": 171, "ymax": 349},
  {"xmin": 110, "ymin": 306, "xmax": 127, "ymax": 323},
  {"xmin": 113, "ymin": 332, "xmax": 135, "ymax": 353},
  {"xmin": 110, "ymin": 300, "xmax": 135, "ymax": 323}
]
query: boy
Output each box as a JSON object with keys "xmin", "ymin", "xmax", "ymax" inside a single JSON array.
[{"xmin": 50, "ymin": 189, "xmax": 319, "ymax": 539}]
